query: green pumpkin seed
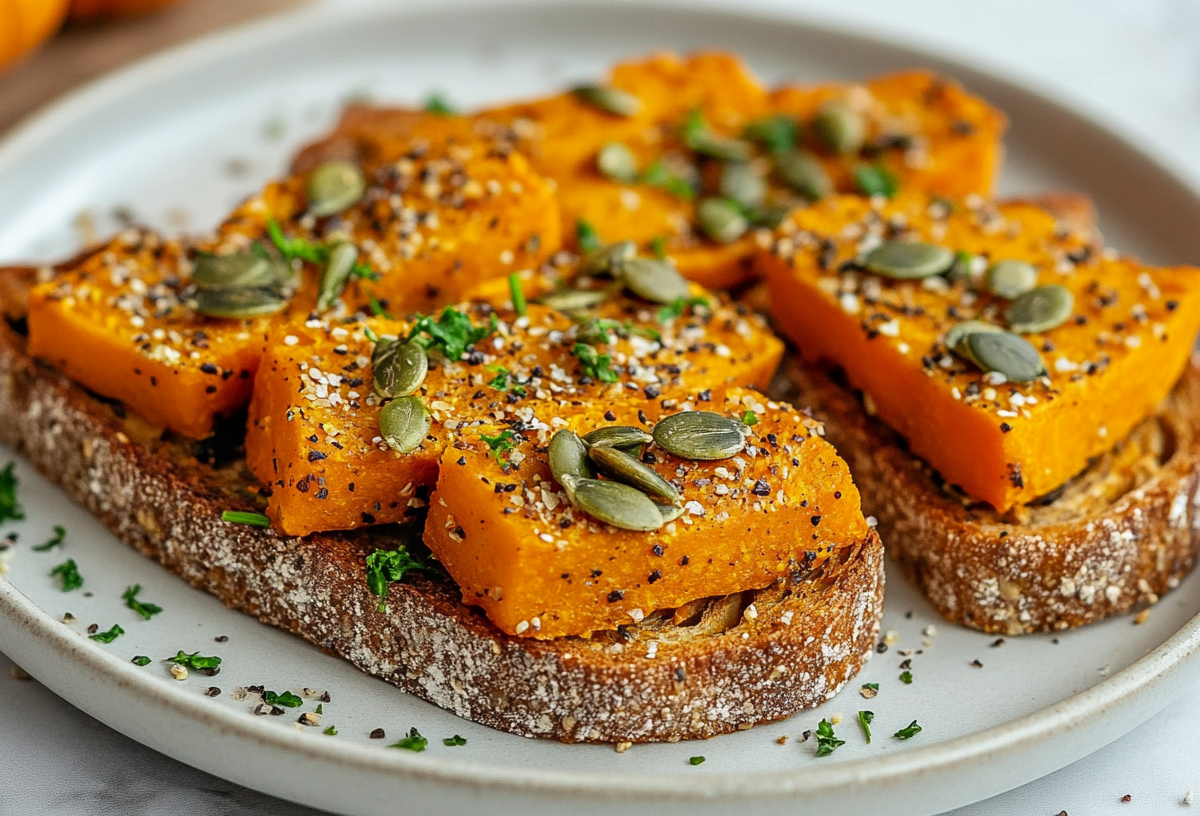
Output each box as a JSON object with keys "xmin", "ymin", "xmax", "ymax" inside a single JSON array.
[
  {"xmin": 535, "ymin": 288, "xmax": 612, "ymax": 313},
  {"xmin": 985, "ymin": 259, "xmax": 1039, "ymax": 300},
  {"xmin": 743, "ymin": 114, "xmax": 799, "ymax": 154},
  {"xmin": 582, "ymin": 426, "xmax": 653, "ymax": 452},
  {"xmin": 549, "ymin": 430, "xmax": 595, "ymax": 483},
  {"xmin": 864, "ymin": 240, "xmax": 955, "ymax": 280},
  {"xmin": 557, "ymin": 474, "xmax": 664, "ymax": 532},
  {"xmin": 964, "ymin": 331, "xmax": 1047, "ymax": 382},
  {"xmin": 588, "ymin": 445, "xmax": 681, "ymax": 505},
  {"xmin": 719, "ymin": 161, "xmax": 767, "ymax": 208},
  {"xmin": 572, "ymin": 85, "xmax": 641, "ymax": 117},
  {"xmin": 191, "ymin": 253, "xmax": 292, "ymax": 290},
  {"xmin": 1005, "ymin": 284, "xmax": 1074, "ymax": 334},
  {"xmin": 944, "ymin": 320, "xmax": 1005, "ymax": 361},
  {"xmin": 745, "ymin": 204, "xmax": 790, "ymax": 230},
  {"xmin": 191, "ymin": 286, "xmax": 288, "ymax": 318},
  {"xmin": 620, "ymin": 257, "xmax": 690, "ymax": 304},
  {"xmin": 317, "ymin": 242, "xmax": 358, "ymax": 311},
  {"xmin": 379, "ymin": 396, "xmax": 431, "ymax": 454},
  {"xmin": 655, "ymin": 502, "xmax": 687, "ymax": 524},
  {"xmin": 578, "ymin": 240, "xmax": 637, "ymax": 278},
  {"xmin": 687, "ymin": 131, "xmax": 753, "ymax": 162},
  {"xmin": 652, "ymin": 411, "xmax": 748, "ymax": 460},
  {"xmin": 373, "ymin": 339, "xmax": 428, "ymax": 398},
  {"xmin": 696, "ymin": 198, "xmax": 749, "ymax": 244},
  {"xmin": 814, "ymin": 99, "xmax": 866, "ymax": 155},
  {"xmin": 307, "ymin": 160, "xmax": 366, "ymax": 218},
  {"xmin": 775, "ymin": 149, "xmax": 833, "ymax": 201},
  {"xmin": 596, "ymin": 142, "xmax": 639, "ymax": 183}
]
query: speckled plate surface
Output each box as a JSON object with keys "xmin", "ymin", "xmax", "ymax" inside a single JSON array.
[{"xmin": 2, "ymin": 2, "xmax": 1200, "ymax": 814}]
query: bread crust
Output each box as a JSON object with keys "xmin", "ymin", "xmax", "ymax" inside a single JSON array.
[
  {"xmin": 779, "ymin": 357, "xmax": 1200, "ymax": 634},
  {"xmin": 0, "ymin": 266, "xmax": 883, "ymax": 742}
]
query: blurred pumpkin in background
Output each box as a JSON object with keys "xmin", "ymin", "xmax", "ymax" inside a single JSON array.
[
  {"xmin": 0, "ymin": 0, "xmax": 70, "ymax": 71},
  {"xmin": 68, "ymin": 0, "xmax": 187, "ymax": 23}
]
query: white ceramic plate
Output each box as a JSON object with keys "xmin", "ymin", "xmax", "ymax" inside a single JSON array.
[{"xmin": 2, "ymin": 2, "xmax": 1200, "ymax": 815}]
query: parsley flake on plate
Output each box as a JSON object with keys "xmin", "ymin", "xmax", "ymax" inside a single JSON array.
[
  {"xmin": 169, "ymin": 650, "xmax": 222, "ymax": 671},
  {"xmin": 858, "ymin": 710, "xmax": 874, "ymax": 744},
  {"xmin": 814, "ymin": 718, "xmax": 845, "ymax": 757},
  {"xmin": 122, "ymin": 584, "xmax": 163, "ymax": 620},
  {"xmin": 90, "ymin": 624, "xmax": 124, "ymax": 643},
  {"xmin": 0, "ymin": 462, "xmax": 25, "ymax": 525},
  {"xmin": 31, "ymin": 525, "xmax": 66, "ymax": 552},
  {"xmin": 50, "ymin": 559, "xmax": 83, "ymax": 592},
  {"xmin": 390, "ymin": 728, "xmax": 428, "ymax": 752},
  {"xmin": 443, "ymin": 735, "xmax": 467, "ymax": 747},
  {"xmin": 894, "ymin": 720, "xmax": 923, "ymax": 740},
  {"xmin": 262, "ymin": 690, "xmax": 303, "ymax": 708}
]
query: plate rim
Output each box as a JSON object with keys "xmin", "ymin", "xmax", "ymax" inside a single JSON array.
[{"xmin": 1, "ymin": 0, "xmax": 1199, "ymax": 809}]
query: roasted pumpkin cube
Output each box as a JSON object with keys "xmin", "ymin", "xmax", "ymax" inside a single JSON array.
[
  {"xmin": 424, "ymin": 387, "xmax": 869, "ymax": 639},
  {"xmin": 758, "ymin": 192, "xmax": 1200, "ymax": 511}
]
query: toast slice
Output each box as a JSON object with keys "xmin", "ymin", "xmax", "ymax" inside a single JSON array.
[
  {"xmin": 775, "ymin": 355, "xmax": 1200, "ymax": 634},
  {"xmin": 0, "ymin": 264, "xmax": 884, "ymax": 742}
]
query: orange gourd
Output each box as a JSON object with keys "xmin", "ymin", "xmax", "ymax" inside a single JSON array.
[
  {"xmin": 67, "ymin": 0, "xmax": 184, "ymax": 23},
  {"xmin": 0, "ymin": 0, "xmax": 68, "ymax": 72}
]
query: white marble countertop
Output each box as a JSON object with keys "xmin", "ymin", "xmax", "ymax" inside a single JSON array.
[{"xmin": 2, "ymin": 0, "xmax": 1200, "ymax": 813}]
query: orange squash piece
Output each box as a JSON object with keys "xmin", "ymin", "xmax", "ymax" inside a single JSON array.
[
  {"xmin": 758, "ymin": 192, "xmax": 1200, "ymax": 511},
  {"xmin": 246, "ymin": 292, "xmax": 782, "ymax": 537},
  {"xmin": 425, "ymin": 387, "xmax": 868, "ymax": 639}
]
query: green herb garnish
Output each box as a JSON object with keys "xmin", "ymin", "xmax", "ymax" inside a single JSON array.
[
  {"xmin": 641, "ymin": 159, "xmax": 695, "ymax": 200},
  {"xmin": 132, "ymin": 655, "xmax": 152, "ymax": 667},
  {"xmin": 481, "ymin": 430, "xmax": 518, "ymax": 465},
  {"xmin": 443, "ymin": 735, "xmax": 467, "ymax": 746},
  {"xmin": 50, "ymin": 559, "xmax": 83, "ymax": 592},
  {"xmin": 853, "ymin": 163, "xmax": 899, "ymax": 198},
  {"xmin": 814, "ymin": 718, "xmax": 845, "ymax": 757},
  {"xmin": 90, "ymin": 624, "xmax": 124, "ymax": 643},
  {"xmin": 576, "ymin": 218, "xmax": 602, "ymax": 254},
  {"xmin": 323, "ymin": 725, "xmax": 338, "ymax": 736},
  {"xmin": 573, "ymin": 342, "xmax": 618, "ymax": 382},
  {"xmin": 743, "ymin": 114, "xmax": 798, "ymax": 154},
  {"xmin": 315, "ymin": 703, "xmax": 324, "ymax": 715},
  {"xmin": 742, "ymin": 410, "xmax": 758, "ymax": 426},
  {"xmin": 894, "ymin": 720, "xmax": 922, "ymax": 740},
  {"xmin": 486, "ymin": 366, "xmax": 526, "ymax": 396},
  {"xmin": 390, "ymin": 727, "xmax": 428, "ymax": 752},
  {"xmin": 689, "ymin": 756, "xmax": 706, "ymax": 765},
  {"xmin": 263, "ymin": 690, "xmax": 303, "ymax": 708},
  {"xmin": 858, "ymin": 710, "xmax": 874, "ymax": 744},
  {"xmin": 424, "ymin": 92, "xmax": 456, "ymax": 116},
  {"xmin": 649, "ymin": 236, "xmax": 668, "ymax": 260},
  {"xmin": 169, "ymin": 650, "xmax": 222, "ymax": 670},
  {"xmin": 863, "ymin": 682, "xmax": 880, "ymax": 692},
  {"xmin": 368, "ymin": 297, "xmax": 394, "ymax": 319},
  {"xmin": 657, "ymin": 295, "xmax": 709, "ymax": 323},
  {"xmin": 266, "ymin": 219, "xmax": 376, "ymax": 280},
  {"xmin": 32, "ymin": 525, "xmax": 66, "ymax": 552},
  {"xmin": 221, "ymin": 511, "xmax": 270, "ymax": 527},
  {"xmin": 900, "ymin": 670, "xmax": 913, "ymax": 685},
  {"xmin": 407, "ymin": 305, "xmax": 498, "ymax": 361},
  {"xmin": 122, "ymin": 584, "xmax": 163, "ymax": 620},
  {"xmin": 0, "ymin": 462, "xmax": 25, "ymax": 525},
  {"xmin": 366, "ymin": 545, "xmax": 439, "ymax": 612},
  {"xmin": 508, "ymin": 272, "xmax": 527, "ymax": 317}
]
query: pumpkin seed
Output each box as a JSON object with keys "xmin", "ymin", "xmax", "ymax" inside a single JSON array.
[
  {"xmin": 814, "ymin": 99, "xmax": 866, "ymax": 155},
  {"xmin": 1005, "ymin": 284, "xmax": 1074, "ymax": 334},
  {"xmin": 373, "ymin": 339, "xmax": 428, "ymax": 398},
  {"xmin": 696, "ymin": 198, "xmax": 749, "ymax": 244},
  {"xmin": 572, "ymin": 84, "xmax": 641, "ymax": 117},
  {"xmin": 191, "ymin": 253, "xmax": 291, "ymax": 290},
  {"xmin": 652, "ymin": 411, "xmax": 748, "ymax": 460},
  {"xmin": 985, "ymin": 259, "xmax": 1038, "ymax": 300},
  {"xmin": 597, "ymin": 142, "xmax": 639, "ymax": 183},
  {"xmin": 379, "ymin": 396, "xmax": 431, "ymax": 454},
  {"xmin": 687, "ymin": 130, "xmax": 753, "ymax": 162},
  {"xmin": 745, "ymin": 204, "xmax": 790, "ymax": 230},
  {"xmin": 864, "ymin": 240, "xmax": 955, "ymax": 280},
  {"xmin": 575, "ymin": 317, "xmax": 615, "ymax": 346},
  {"xmin": 549, "ymin": 430, "xmax": 595, "ymax": 483},
  {"xmin": 963, "ymin": 331, "xmax": 1047, "ymax": 383},
  {"xmin": 190, "ymin": 286, "xmax": 288, "ymax": 318},
  {"xmin": 578, "ymin": 240, "xmax": 637, "ymax": 278},
  {"xmin": 620, "ymin": 257, "xmax": 690, "ymax": 304},
  {"xmin": 317, "ymin": 242, "xmax": 358, "ymax": 311},
  {"xmin": 535, "ymin": 287, "xmax": 611, "ymax": 313},
  {"xmin": 775, "ymin": 149, "xmax": 833, "ymax": 201},
  {"xmin": 307, "ymin": 160, "xmax": 366, "ymax": 217},
  {"xmin": 719, "ymin": 161, "xmax": 767, "ymax": 208},
  {"xmin": 557, "ymin": 474, "xmax": 664, "ymax": 532},
  {"xmin": 944, "ymin": 320, "xmax": 1005, "ymax": 361},
  {"xmin": 588, "ymin": 445, "xmax": 681, "ymax": 505},
  {"xmin": 582, "ymin": 426, "xmax": 653, "ymax": 452},
  {"xmin": 655, "ymin": 502, "xmax": 687, "ymax": 524}
]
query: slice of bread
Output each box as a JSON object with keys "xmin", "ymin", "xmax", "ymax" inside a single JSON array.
[
  {"xmin": 0, "ymin": 265, "xmax": 884, "ymax": 742},
  {"xmin": 775, "ymin": 355, "xmax": 1200, "ymax": 635}
]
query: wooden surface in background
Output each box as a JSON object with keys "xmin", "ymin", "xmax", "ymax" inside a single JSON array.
[{"xmin": 0, "ymin": 0, "xmax": 307, "ymax": 136}]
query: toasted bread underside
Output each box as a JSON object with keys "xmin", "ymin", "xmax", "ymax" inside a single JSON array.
[
  {"xmin": 0, "ymin": 267, "xmax": 883, "ymax": 742},
  {"xmin": 777, "ymin": 356, "xmax": 1200, "ymax": 635}
]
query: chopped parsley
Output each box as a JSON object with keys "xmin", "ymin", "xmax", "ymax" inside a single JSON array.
[
  {"xmin": 486, "ymin": 366, "xmax": 526, "ymax": 396},
  {"xmin": 132, "ymin": 655, "xmax": 152, "ymax": 667},
  {"xmin": 122, "ymin": 584, "xmax": 163, "ymax": 620},
  {"xmin": 323, "ymin": 725, "xmax": 338, "ymax": 736},
  {"xmin": 858, "ymin": 710, "xmax": 874, "ymax": 744},
  {"xmin": 32, "ymin": 525, "xmax": 66, "ymax": 552},
  {"xmin": 366, "ymin": 544, "xmax": 439, "ymax": 612},
  {"xmin": 743, "ymin": 114, "xmax": 798, "ymax": 154},
  {"xmin": 169, "ymin": 650, "xmax": 222, "ymax": 670},
  {"xmin": 90, "ymin": 624, "xmax": 124, "ymax": 643},
  {"xmin": 641, "ymin": 158, "xmax": 695, "ymax": 200},
  {"xmin": 263, "ymin": 690, "xmax": 303, "ymax": 708},
  {"xmin": 853, "ymin": 163, "xmax": 899, "ymax": 198},
  {"xmin": 407, "ymin": 305, "xmax": 498, "ymax": 361},
  {"xmin": 443, "ymin": 735, "xmax": 467, "ymax": 747},
  {"xmin": 894, "ymin": 720, "xmax": 922, "ymax": 740},
  {"xmin": 0, "ymin": 462, "xmax": 24, "ymax": 525},
  {"xmin": 480, "ymin": 430, "xmax": 518, "ymax": 465},
  {"xmin": 221, "ymin": 510, "xmax": 270, "ymax": 527},
  {"xmin": 680, "ymin": 108, "xmax": 708, "ymax": 150},
  {"xmin": 424, "ymin": 92, "xmax": 456, "ymax": 116},
  {"xmin": 649, "ymin": 236, "xmax": 667, "ymax": 260},
  {"xmin": 689, "ymin": 756, "xmax": 706, "ymax": 766},
  {"xmin": 814, "ymin": 718, "xmax": 845, "ymax": 757},
  {"xmin": 266, "ymin": 219, "xmax": 377, "ymax": 280},
  {"xmin": 508, "ymin": 272, "xmax": 527, "ymax": 317},
  {"xmin": 316, "ymin": 703, "xmax": 324, "ymax": 715},
  {"xmin": 573, "ymin": 342, "xmax": 618, "ymax": 382},
  {"xmin": 742, "ymin": 410, "xmax": 758, "ymax": 427},
  {"xmin": 390, "ymin": 727, "xmax": 428, "ymax": 752},
  {"xmin": 900, "ymin": 670, "xmax": 913, "ymax": 684},
  {"xmin": 657, "ymin": 295, "xmax": 709, "ymax": 323},
  {"xmin": 863, "ymin": 682, "xmax": 880, "ymax": 692},
  {"xmin": 50, "ymin": 559, "xmax": 83, "ymax": 592},
  {"xmin": 368, "ymin": 297, "xmax": 394, "ymax": 319},
  {"xmin": 576, "ymin": 218, "xmax": 602, "ymax": 254}
]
